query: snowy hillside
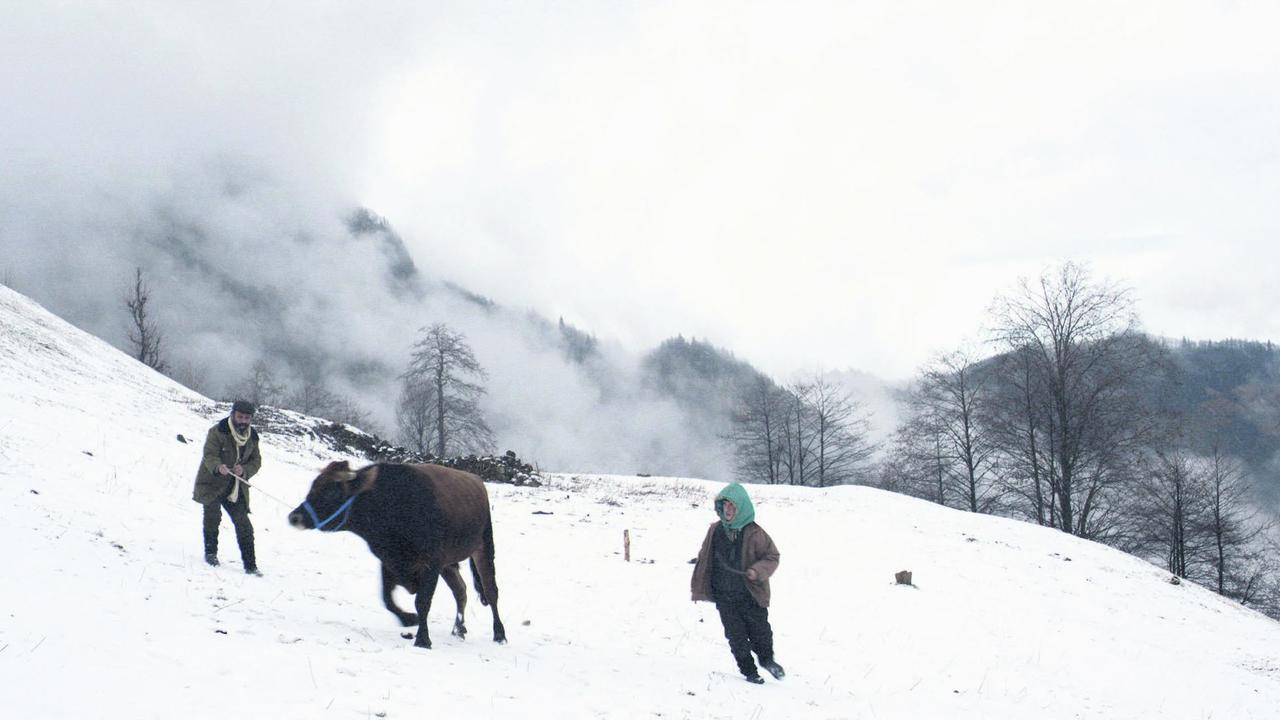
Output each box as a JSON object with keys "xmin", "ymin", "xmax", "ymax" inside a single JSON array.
[{"xmin": 2, "ymin": 283, "xmax": 1280, "ymax": 720}]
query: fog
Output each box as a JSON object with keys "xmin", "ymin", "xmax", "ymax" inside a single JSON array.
[
  {"xmin": 2, "ymin": 157, "xmax": 742, "ymax": 475},
  {"xmin": 5, "ymin": 2, "xmax": 1277, "ymax": 475},
  {"xmin": 0, "ymin": 5, "xmax": 740, "ymax": 475}
]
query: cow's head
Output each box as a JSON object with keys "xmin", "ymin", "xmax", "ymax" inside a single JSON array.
[{"xmin": 288, "ymin": 460, "xmax": 378, "ymax": 531}]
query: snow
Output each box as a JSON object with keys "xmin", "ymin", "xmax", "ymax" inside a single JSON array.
[{"xmin": 2, "ymin": 282, "xmax": 1279, "ymax": 719}]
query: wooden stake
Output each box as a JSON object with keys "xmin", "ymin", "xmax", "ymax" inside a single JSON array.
[{"xmin": 624, "ymin": 529, "xmax": 631, "ymax": 562}]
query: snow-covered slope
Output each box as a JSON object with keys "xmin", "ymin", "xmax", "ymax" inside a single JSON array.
[{"xmin": 2, "ymin": 283, "xmax": 1279, "ymax": 720}]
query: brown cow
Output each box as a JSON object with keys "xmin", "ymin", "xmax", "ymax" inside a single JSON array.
[{"xmin": 288, "ymin": 461, "xmax": 506, "ymax": 649}]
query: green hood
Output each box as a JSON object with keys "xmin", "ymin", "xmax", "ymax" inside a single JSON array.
[{"xmin": 715, "ymin": 482, "xmax": 755, "ymax": 531}]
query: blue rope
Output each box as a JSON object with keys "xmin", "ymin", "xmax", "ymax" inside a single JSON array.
[{"xmin": 303, "ymin": 495, "xmax": 356, "ymax": 532}]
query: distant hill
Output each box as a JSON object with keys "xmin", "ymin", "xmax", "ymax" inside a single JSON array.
[
  {"xmin": 641, "ymin": 335, "xmax": 767, "ymax": 414},
  {"xmin": 6, "ymin": 189, "xmax": 871, "ymax": 477},
  {"xmin": 6, "ymin": 188, "xmax": 1271, "ymax": 484},
  {"xmin": 1155, "ymin": 338, "xmax": 1280, "ymax": 497}
]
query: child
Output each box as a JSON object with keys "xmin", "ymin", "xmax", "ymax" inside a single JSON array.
[{"xmin": 691, "ymin": 482, "xmax": 785, "ymax": 684}]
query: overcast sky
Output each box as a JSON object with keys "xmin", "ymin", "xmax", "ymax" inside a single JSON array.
[{"xmin": 4, "ymin": 1, "xmax": 1278, "ymax": 381}]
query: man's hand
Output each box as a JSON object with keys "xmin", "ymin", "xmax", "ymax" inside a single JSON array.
[
  {"xmin": 217, "ymin": 464, "xmax": 230, "ymax": 476},
  {"xmin": 746, "ymin": 568, "xmax": 759, "ymax": 581},
  {"xmin": 232, "ymin": 464, "xmax": 244, "ymax": 477}
]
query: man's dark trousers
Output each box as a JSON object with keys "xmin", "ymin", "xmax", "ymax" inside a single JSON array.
[{"xmin": 202, "ymin": 494, "xmax": 255, "ymax": 569}]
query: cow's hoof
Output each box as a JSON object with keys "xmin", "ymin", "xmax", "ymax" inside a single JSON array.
[
  {"xmin": 397, "ymin": 613, "xmax": 419, "ymax": 627},
  {"xmin": 451, "ymin": 624, "xmax": 467, "ymax": 639},
  {"xmin": 414, "ymin": 636, "xmax": 432, "ymax": 649}
]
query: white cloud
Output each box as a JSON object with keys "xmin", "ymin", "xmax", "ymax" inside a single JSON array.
[{"xmin": 3, "ymin": 0, "xmax": 1278, "ymax": 385}]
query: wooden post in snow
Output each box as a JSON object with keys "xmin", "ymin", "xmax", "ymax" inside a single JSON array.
[{"xmin": 624, "ymin": 529, "xmax": 631, "ymax": 562}]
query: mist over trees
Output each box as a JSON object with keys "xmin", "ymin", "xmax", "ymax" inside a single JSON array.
[
  {"xmin": 47, "ymin": 188, "xmax": 788, "ymax": 477},
  {"xmin": 879, "ymin": 262, "xmax": 1280, "ymax": 616},
  {"xmin": 891, "ymin": 351, "xmax": 1001, "ymax": 512},
  {"xmin": 727, "ymin": 375, "xmax": 787, "ymax": 484},
  {"xmin": 228, "ymin": 359, "xmax": 286, "ymax": 408},
  {"xmin": 728, "ymin": 370, "xmax": 876, "ymax": 487},
  {"xmin": 631, "ymin": 334, "xmax": 879, "ymax": 487},
  {"xmin": 1129, "ymin": 442, "xmax": 1275, "ymax": 612},
  {"xmin": 288, "ymin": 377, "xmax": 340, "ymax": 417}
]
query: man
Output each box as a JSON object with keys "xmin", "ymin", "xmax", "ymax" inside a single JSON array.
[
  {"xmin": 690, "ymin": 482, "xmax": 785, "ymax": 684},
  {"xmin": 192, "ymin": 400, "xmax": 263, "ymax": 575}
]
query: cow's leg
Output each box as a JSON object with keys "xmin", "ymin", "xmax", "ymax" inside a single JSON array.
[
  {"xmin": 413, "ymin": 567, "xmax": 441, "ymax": 649},
  {"xmin": 440, "ymin": 563, "xmax": 468, "ymax": 639},
  {"xmin": 381, "ymin": 564, "xmax": 418, "ymax": 627},
  {"xmin": 470, "ymin": 552, "xmax": 506, "ymax": 644}
]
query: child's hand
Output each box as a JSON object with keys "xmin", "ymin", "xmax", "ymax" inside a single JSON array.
[{"xmin": 746, "ymin": 568, "xmax": 758, "ymax": 581}]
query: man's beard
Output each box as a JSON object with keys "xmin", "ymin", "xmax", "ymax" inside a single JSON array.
[{"xmin": 234, "ymin": 423, "xmax": 250, "ymax": 432}]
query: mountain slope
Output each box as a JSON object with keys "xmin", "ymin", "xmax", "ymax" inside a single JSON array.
[
  {"xmin": 4, "ymin": 181, "xmax": 907, "ymax": 479},
  {"xmin": 2, "ymin": 284, "xmax": 1279, "ymax": 719}
]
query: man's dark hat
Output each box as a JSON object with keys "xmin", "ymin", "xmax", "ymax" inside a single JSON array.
[{"xmin": 231, "ymin": 400, "xmax": 256, "ymax": 415}]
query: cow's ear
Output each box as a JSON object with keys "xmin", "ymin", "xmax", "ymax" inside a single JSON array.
[
  {"xmin": 322, "ymin": 460, "xmax": 351, "ymax": 475},
  {"xmin": 321, "ymin": 460, "xmax": 355, "ymax": 484},
  {"xmin": 353, "ymin": 465, "xmax": 379, "ymax": 494}
]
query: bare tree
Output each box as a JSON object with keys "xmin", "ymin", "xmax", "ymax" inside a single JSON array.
[
  {"xmin": 909, "ymin": 351, "xmax": 1002, "ymax": 512},
  {"xmin": 747, "ymin": 373, "xmax": 876, "ymax": 487},
  {"xmin": 397, "ymin": 323, "xmax": 493, "ymax": 457},
  {"xmin": 288, "ymin": 377, "xmax": 339, "ymax": 417},
  {"xmin": 883, "ymin": 411, "xmax": 950, "ymax": 504},
  {"xmin": 778, "ymin": 380, "xmax": 816, "ymax": 485},
  {"xmin": 986, "ymin": 345, "xmax": 1056, "ymax": 526},
  {"xmin": 727, "ymin": 374, "xmax": 787, "ymax": 484},
  {"xmin": 1203, "ymin": 447, "xmax": 1270, "ymax": 598},
  {"xmin": 1237, "ymin": 535, "xmax": 1280, "ymax": 617},
  {"xmin": 1132, "ymin": 442, "xmax": 1277, "ymax": 605},
  {"xmin": 124, "ymin": 267, "xmax": 167, "ymax": 372},
  {"xmin": 1135, "ymin": 447, "xmax": 1211, "ymax": 579},
  {"xmin": 229, "ymin": 359, "xmax": 285, "ymax": 408},
  {"xmin": 807, "ymin": 373, "xmax": 876, "ymax": 487},
  {"xmin": 331, "ymin": 395, "xmax": 377, "ymax": 433},
  {"xmin": 988, "ymin": 262, "xmax": 1159, "ymax": 539},
  {"xmin": 397, "ymin": 374, "xmax": 436, "ymax": 454}
]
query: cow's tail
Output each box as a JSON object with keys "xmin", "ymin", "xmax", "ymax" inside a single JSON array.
[
  {"xmin": 470, "ymin": 518, "xmax": 497, "ymax": 606},
  {"xmin": 468, "ymin": 557, "xmax": 488, "ymax": 606}
]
